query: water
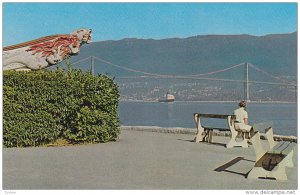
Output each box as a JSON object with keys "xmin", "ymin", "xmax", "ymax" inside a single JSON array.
[{"xmin": 119, "ymin": 101, "xmax": 297, "ymax": 136}]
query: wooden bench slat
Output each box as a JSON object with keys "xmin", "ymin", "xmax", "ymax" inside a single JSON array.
[
  {"xmin": 202, "ymin": 126, "xmax": 230, "ymax": 131},
  {"xmin": 271, "ymin": 142, "xmax": 289, "ymax": 155},
  {"xmin": 194, "ymin": 113, "xmax": 235, "ymax": 119},
  {"xmin": 281, "ymin": 143, "xmax": 296, "ymax": 155},
  {"xmin": 252, "ymin": 122, "xmax": 273, "ymax": 132},
  {"xmin": 272, "ymin": 141, "xmax": 289, "ymax": 153},
  {"xmin": 269, "ymin": 141, "xmax": 296, "ymax": 155}
]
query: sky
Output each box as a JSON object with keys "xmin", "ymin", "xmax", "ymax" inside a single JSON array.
[{"xmin": 2, "ymin": 2, "xmax": 297, "ymax": 46}]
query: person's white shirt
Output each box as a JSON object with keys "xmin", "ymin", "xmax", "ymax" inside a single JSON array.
[
  {"xmin": 234, "ymin": 107, "xmax": 251, "ymax": 132},
  {"xmin": 234, "ymin": 107, "xmax": 248, "ymax": 124}
]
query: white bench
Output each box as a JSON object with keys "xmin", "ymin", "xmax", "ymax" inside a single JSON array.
[
  {"xmin": 193, "ymin": 113, "xmax": 248, "ymax": 148},
  {"xmin": 247, "ymin": 127, "xmax": 296, "ymax": 180}
]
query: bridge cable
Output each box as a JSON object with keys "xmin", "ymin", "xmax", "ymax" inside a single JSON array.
[
  {"xmin": 71, "ymin": 56, "xmax": 91, "ymax": 65},
  {"xmin": 188, "ymin": 63, "xmax": 244, "ymax": 77},
  {"xmin": 92, "ymin": 56, "xmax": 244, "ymax": 77},
  {"xmin": 248, "ymin": 63, "xmax": 291, "ymax": 84}
]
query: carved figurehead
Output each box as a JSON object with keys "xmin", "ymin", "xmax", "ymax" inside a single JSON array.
[{"xmin": 3, "ymin": 28, "xmax": 92, "ymax": 71}]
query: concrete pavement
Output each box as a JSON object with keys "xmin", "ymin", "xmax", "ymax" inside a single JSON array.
[{"xmin": 2, "ymin": 130, "xmax": 297, "ymax": 189}]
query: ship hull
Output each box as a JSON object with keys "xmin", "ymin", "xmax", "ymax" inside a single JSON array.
[{"xmin": 158, "ymin": 99, "xmax": 175, "ymax": 103}]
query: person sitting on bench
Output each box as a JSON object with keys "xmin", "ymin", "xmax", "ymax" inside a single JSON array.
[{"xmin": 233, "ymin": 100, "xmax": 255, "ymax": 138}]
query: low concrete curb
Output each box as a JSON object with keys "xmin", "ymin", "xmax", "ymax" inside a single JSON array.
[{"xmin": 121, "ymin": 125, "xmax": 297, "ymax": 142}]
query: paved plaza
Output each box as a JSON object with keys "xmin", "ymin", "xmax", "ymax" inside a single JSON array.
[{"xmin": 3, "ymin": 130, "xmax": 297, "ymax": 190}]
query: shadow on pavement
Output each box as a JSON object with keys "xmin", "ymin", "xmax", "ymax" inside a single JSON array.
[{"xmin": 214, "ymin": 157, "xmax": 255, "ymax": 178}]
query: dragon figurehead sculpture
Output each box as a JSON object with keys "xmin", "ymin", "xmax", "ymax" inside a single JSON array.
[{"xmin": 3, "ymin": 28, "xmax": 92, "ymax": 71}]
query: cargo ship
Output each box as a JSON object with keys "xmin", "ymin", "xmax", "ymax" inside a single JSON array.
[{"xmin": 158, "ymin": 92, "xmax": 175, "ymax": 102}]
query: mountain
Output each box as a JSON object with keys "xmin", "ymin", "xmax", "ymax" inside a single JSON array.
[
  {"xmin": 71, "ymin": 32, "xmax": 297, "ymax": 77},
  {"xmin": 68, "ymin": 32, "xmax": 297, "ymax": 101}
]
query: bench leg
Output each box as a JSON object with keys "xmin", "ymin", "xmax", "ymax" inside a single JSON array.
[
  {"xmin": 195, "ymin": 129, "xmax": 212, "ymax": 142},
  {"xmin": 194, "ymin": 115, "xmax": 205, "ymax": 142},
  {"xmin": 250, "ymin": 132, "xmax": 265, "ymax": 161},
  {"xmin": 247, "ymin": 163, "xmax": 288, "ymax": 181},
  {"xmin": 226, "ymin": 131, "xmax": 248, "ymax": 148},
  {"xmin": 282, "ymin": 150, "xmax": 294, "ymax": 168},
  {"xmin": 194, "ymin": 132, "xmax": 204, "ymax": 142},
  {"xmin": 226, "ymin": 116, "xmax": 248, "ymax": 148},
  {"xmin": 265, "ymin": 127, "xmax": 276, "ymax": 150},
  {"xmin": 194, "ymin": 129, "xmax": 205, "ymax": 142},
  {"xmin": 208, "ymin": 130, "xmax": 213, "ymax": 143},
  {"xmin": 226, "ymin": 138, "xmax": 248, "ymax": 148}
]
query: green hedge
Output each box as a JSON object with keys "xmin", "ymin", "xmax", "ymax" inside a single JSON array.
[{"xmin": 3, "ymin": 69, "xmax": 120, "ymax": 147}]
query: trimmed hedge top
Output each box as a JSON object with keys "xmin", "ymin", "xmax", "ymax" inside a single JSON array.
[{"xmin": 3, "ymin": 69, "xmax": 120, "ymax": 147}]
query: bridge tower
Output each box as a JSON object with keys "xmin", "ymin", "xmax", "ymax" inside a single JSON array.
[
  {"xmin": 244, "ymin": 62, "xmax": 250, "ymax": 102},
  {"xmin": 90, "ymin": 56, "xmax": 94, "ymax": 75}
]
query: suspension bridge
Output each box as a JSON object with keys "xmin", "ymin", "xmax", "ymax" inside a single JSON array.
[{"xmin": 65, "ymin": 55, "xmax": 297, "ymax": 102}]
